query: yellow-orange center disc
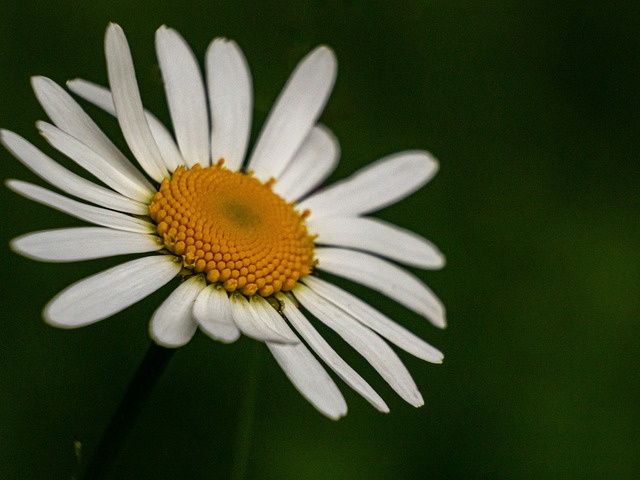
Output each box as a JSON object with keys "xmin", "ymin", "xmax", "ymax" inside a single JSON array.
[{"xmin": 149, "ymin": 163, "xmax": 315, "ymax": 297}]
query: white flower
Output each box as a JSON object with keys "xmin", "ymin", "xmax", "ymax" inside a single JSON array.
[{"xmin": 3, "ymin": 23, "xmax": 446, "ymax": 419}]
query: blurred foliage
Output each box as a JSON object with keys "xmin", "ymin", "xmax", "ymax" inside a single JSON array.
[{"xmin": 1, "ymin": 1, "xmax": 639, "ymax": 478}]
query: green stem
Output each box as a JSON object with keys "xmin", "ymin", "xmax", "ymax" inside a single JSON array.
[
  {"xmin": 230, "ymin": 341, "xmax": 263, "ymax": 480},
  {"xmin": 82, "ymin": 342, "xmax": 175, "ymax": 480}
]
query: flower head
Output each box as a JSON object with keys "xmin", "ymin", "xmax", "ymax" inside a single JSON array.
[{"xmin": 3, "ymin": 23, "xmax": 446, "ymax": 419}]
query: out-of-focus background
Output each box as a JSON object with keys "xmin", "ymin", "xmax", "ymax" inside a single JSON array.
[{"xmin": 1, "ymin": 1, "xmax": 639, "ymax": 478}]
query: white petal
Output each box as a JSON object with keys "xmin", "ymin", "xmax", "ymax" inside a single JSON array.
[
  {"xmin": 228, "ymin": 294, "xmax": 297, "ymax": 343},
  {"xmin": 294, "ymin": 284, "xmax": 424, "ymax": 407},
  {"xmin": 66, "ymin": 78, "xmax": 118, "ymax": 113},
  {"xmin": 206, "ymin": 38, "xmax": 252, "ymax": 172},
  {"xmin": 11, "ymin": 227, "xmax": 162, "ymax": 262},
  {"xmin": 44, "ymin": 255, "xmax": 180, "ymax": 328},
  {"xmin": 0, "ymin": 129, "xmax": 148, "ymax": 215},
  {"xmin": 31, "ymin": 76, "xmax": 155, "ymax": 196},
  {"xmin": 247, "ymin": 46, "xmax": 337, "ymax": 181},
  {"xmin": 38, "ymin": 121, "xmax": 154, "ymax": 204},
  {"xmin": 308, "ymin": 216, "xmax": 445, "ymax": 269},
  {"xmin": 272, "ymin": 124, "xmax": 339, "ymax": 201},
  {"xmin": 150, "ymin": 275, "xmax": 204, "ymax": 348},
  {"xmin": 299, "ymin": 151, "xmax": 438, "ymax": 218},
  {"xmin": 143, "ymin": 112, "xmax": 187, "ymax": 172},
  {"xmin": 315, "ymin": 247, "xmax": 446, "ymax": 328},
  {"xmin": 277, "ymin": 293, "xmax": 389, "ymax": 412},
  {"xmin": 6, "ymin": 180, "xmax": 155, "ymax": 234},
  {"xmin": 105, "ymin": 23, "xmax": 168, "ymax": 182},
  {"xmin": 67, "ymin": 79, "xmax": 185, "ymax": 172},
  {"xmin": 156, "ymin": 26, "xmax": 209, "ymax": 168},
  {"xmin": 302, "ymin": 276, "xmax": 443, "ymax": 363},
  {"xmin": 267, "ymin": 340, "xmax": 347, "ymax": 420},
  {"xmin": 193, "ymin": 285, "xmax": 240, "ymax": 343},
  {"xmin": 247, "ymin": 295, "xmax": 302, "ymax": 341}
]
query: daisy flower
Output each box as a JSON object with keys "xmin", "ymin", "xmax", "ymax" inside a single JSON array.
[{"xmin": 3, "ymin": 23, "xmax": 446, "ymax": 419}]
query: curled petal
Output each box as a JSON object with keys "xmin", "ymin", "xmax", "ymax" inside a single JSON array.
[
  {"xmin": 193, "ymin": 285, "xmax": 241, "ymax": 343},
  {"xmin": 150, "ymin": 276, "xmax": 204, "ymax": 348}
]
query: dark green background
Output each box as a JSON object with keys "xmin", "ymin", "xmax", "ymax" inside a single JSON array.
[{"xmin": 1, "ymin": 1, "xmax": 639, "ymax": 478}]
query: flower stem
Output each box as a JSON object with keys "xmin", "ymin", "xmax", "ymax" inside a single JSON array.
[
  {"xmin": 230, "ymin": 341, "xmax": 262, "ymax": 480},
  {"xmin": 82, "ymin": 342, "xmax": 175, "ymax": 480}
]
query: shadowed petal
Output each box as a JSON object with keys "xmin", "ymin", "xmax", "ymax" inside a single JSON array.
[
  {"xmin": 193, "ymin": 285, "xmax": 241, "ymax": 343},
  {"xmin": 150, "ymin": 276, "xmax": 204, "ymax": 348}
]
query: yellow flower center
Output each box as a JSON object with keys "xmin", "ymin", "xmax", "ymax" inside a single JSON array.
[{"xmin": 149, "ymin": 162, "xmax": 315, "ymax": 297}]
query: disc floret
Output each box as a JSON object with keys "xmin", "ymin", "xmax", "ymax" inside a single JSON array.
[{"xmin": 149, "ymin": 162, "xmax": 315, "ymax": 297}]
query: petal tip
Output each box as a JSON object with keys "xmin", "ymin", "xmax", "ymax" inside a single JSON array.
[
  {"xmin": 422, "ymin": 151, "xmax": 440, "ymax": 178},
  {"xmin": 106, "ymin": 22, "xmax": 122, "ymax": 33},
  {"xmin": 30, "ymin": 75, "xmax": 47, "ymax": 89},
  {"xmin": 8, "ymin": 236, "xmax": 24, "ymax": 255},
  {"xmin": 42, "ymin": 303, "xmax": 79, "ymax": 329},
  {"xmin": 105, "ymin": 23, "xmax": 125, "ymax": 46},
  {"xmin": 374, "ymin": 399, "xmax": 391, "ymax": 414},
  {"xmin": 410, "ymin": 390, "xmax": 425, "ymax": 408},
  {"xmin": 324, "ymin": 406, "xmax": 348, "ymax": 421},
  {"xmin": 207, "ymin": 37, "xmax": 241, "ymax": 57},
  {"xmin": 149, "ymin": 318, "xmax": 196, "ymax": 349},
  {"xmin": 312, "ymin": 45, "xmax": 337, "ymax": 75},
  {"xmin": 431, "ymin": 355, "xmax": 444, "ymax": 365},
  {"xmin": 314, "ymin": 45, "xmax": 336, "ymax": 61},
  {"xmin": 155, "ymin": 24, "xmax": 176, "ymax": 42},
  {"xmin": 149, "ymin": 335, "xmax": 186, "ymax": 349}
]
